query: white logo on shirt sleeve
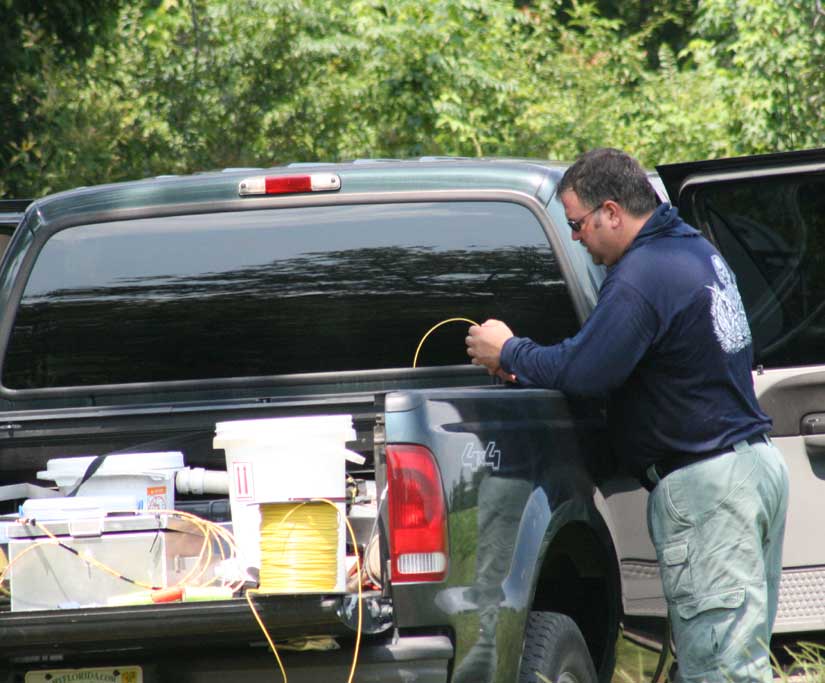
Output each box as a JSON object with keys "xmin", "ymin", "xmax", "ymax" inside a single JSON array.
[{"xmin": 707, "ymin": 254, "xmax": 752, "ymax": 354}]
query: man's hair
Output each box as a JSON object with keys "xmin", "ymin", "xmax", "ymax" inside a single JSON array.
[{"xmin": 557, "ymin": 148, "xmax": 658, "ymax": 217}]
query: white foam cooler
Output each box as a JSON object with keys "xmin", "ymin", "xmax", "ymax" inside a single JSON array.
[
  {"xmin": 36, "ymin": 452, "xmax": 185, "ymax": 511},
  {"xmin": 214, "ymin": 415, "xmax": 362, "ymax": 591}
]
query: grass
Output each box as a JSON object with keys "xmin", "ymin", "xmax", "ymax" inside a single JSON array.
[
  {"xmin": 612, "ymin": 636, "xmax": 663, "ymax": 683},
  {"xmin": 773, "ymin": 642, "xmax": 825, "ymax": 682},
  {"xmin": 610, "ymin": 637, "xmax": 825, "ymax": 682}
]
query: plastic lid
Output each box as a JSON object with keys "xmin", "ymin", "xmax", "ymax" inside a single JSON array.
[
  {"xmin": 37, "ymin": 451, "xmax": 184, "ymax": 481},
  {"xmin": 214, "ymin": 416, "xmax": 355, "ymax": 451},
  {"xmin": 214, "ymin": 415, "xmax": 354, "ymax": 438},
  {"xmin": 21, "ymin": 495, "xmax": 140, "ymax": 519}
]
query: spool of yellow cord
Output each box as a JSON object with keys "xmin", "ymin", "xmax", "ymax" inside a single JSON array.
[
  {"xmin": 245, "ymin": 498, "xmax": 364, "ymax": 683},
  {"xmin": 257, "ymin": 501, "xmax": 341, "ymax": 594}
]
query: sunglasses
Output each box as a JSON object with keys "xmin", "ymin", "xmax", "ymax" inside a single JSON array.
[{"xmin": 567, "ymin": 203, "xmax": 603, "ymax": 232}]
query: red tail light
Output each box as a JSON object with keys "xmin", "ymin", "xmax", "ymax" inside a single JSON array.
[{"xmin": 386, "ymin": 444, "xmax": 448, "ymax": 583}]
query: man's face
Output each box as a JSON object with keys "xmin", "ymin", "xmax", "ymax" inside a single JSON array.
[{"xmin": 561, "ymin": 189, "xmax": 615, "ymax": 266}]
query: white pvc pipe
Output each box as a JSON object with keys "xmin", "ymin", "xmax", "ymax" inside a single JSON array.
[{"xmin": 175, "ymin": 467, "xmax": 229, "ymax": 495}]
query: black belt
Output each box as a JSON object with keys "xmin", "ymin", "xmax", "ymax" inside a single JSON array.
[{"xmin": 642, "ymin": 432, "xmax": 769, "ymax": 492}]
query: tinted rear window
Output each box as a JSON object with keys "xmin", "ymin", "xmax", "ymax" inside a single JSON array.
[
  {"xmin": 693, "ymin": 172, "xmax": 825, "ymax": 368},
  {"xmin": 4, "ymin": 201, "xmax": 579, "ymax": 388}
]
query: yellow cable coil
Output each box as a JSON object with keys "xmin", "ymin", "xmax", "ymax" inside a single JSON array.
[
  {"xmin": 258, "ymin": 501, "xmax": 341, "ymax": 593},
  {"xmin": 246, "ymin": 498, "xmax": 363, "ymax": 683}
]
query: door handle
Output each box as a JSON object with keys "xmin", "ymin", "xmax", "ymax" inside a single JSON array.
[{"xmin": 802, "ymin": 413, "xmax": 825, "ymax": 435}]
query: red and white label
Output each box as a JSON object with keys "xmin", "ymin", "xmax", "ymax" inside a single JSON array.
[
  {"xmin": 146, "ymin": 485, "xmax": 167, "ymax": 510},
  {"xmin": 233, "ymin": 461, "xmax": 255, "ymax": 501}
]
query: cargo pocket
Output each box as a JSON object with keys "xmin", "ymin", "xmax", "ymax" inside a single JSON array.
[
  {"xmin": 659, "ymin": 541, "xmax": 693, "ymax": 602},
  {"xmin": 673, "ymin": 588, "xmax": 746, "ymax": 677}
]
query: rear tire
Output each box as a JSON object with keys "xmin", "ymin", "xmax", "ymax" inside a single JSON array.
[{"xmin": 519, "ymin": 611, "xmax": 598, "ymax": 683}]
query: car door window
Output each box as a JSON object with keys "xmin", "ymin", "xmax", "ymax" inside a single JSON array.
[{"xmin": 691, "ymin": 172, "xmax": 825, "ymax": 367}]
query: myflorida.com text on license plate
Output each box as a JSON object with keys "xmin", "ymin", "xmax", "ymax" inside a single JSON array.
[{"xmin": 25, "ymin": 666, "xmax": 142, "ymax": 683}]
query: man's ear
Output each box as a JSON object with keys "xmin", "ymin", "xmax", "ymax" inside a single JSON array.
[{"xmin": 602, "ymin": 199, "xmax": 622, "ymax": 228}]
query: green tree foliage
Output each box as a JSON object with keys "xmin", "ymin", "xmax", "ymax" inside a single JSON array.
[
  {"xmin": 545, "ymin": 0, "xmax": 698, "ymax": 67},
  {"xmin": 690, "ymin": 0, "xmax": 825, "ymax": 154},
  {"xmin": 0, "ymin": 0, "xmax": 125, "ymax": 195},
  {"xmin": 1, "ymin": 0, "xmax": 824, "ymax": 197}
]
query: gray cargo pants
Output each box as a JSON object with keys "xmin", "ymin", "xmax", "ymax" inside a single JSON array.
[{"xmin": 647, "ymin": 437, "xmax": 789, "ymax": 683}]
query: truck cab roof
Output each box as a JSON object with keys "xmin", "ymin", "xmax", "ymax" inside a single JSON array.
[{"xmin": 26, "ymin": 159, "xmax": 576, "ymax": 230}]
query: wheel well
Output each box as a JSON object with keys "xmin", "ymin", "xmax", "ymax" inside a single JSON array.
[{"xmin": 531, "ymin": 521, "xmax": 620, "ymax": 681}]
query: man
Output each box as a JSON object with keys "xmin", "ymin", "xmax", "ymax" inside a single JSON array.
[{"xmin": 465, "ymin": 148, "xmax": 789, "ymax": 683}]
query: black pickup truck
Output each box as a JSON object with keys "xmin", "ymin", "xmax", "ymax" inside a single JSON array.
[{"xmin": 0, "ymin": 151, "xmax": 824, "ymax": 683}]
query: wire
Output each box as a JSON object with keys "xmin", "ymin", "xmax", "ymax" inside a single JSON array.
[
  {"xmin": 412, "ymin": 317, "xmax": 479, "ymax": 368},
  {"xmin": 1, "ymin": 501, "xmax": 368, "ymax": 683},
  {"xmin": 23, "ymin": 520, "xmax": 158, "ymax": 589},
  {"xmin": 362, "ymin": 484, "xmax": 387, "ymax": 589},
  {"xmin": 245, "ymin": 590, "xmax": 289, "ymax": 683},
  {"xmin": 0, "ymin": 509, "xmax": 246, "ymax": 600},
  {"xmin": 245, "ymin": 498, "xmax": 363, "ymax": 683},
  {"xmin": 2, "ymin": 502, "xmax": 368, "ymax": 682},
  {"xmin": 258, "ymin": 502, "xmax": 339, "ymax": 592}
]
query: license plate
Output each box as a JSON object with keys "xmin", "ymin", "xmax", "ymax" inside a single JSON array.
[{"xmin": 25, "ymin": 665, "xmax": 142, "ymax": 683}]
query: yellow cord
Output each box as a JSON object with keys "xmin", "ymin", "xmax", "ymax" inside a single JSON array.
[
  {"xmin": 245, "ymin": 498, "xmax": 363, "ymax": 683},
  {"xmin": 413, "ymin": 317, "xmax": 479, "ymax": 368},
  {"xmin": 258, "ymin": 502, "xmax": 339, "ymax": 592},
  {"xmin": 0, "ymin": 509, "xmax": 246, "ymax": 599},
  {"xmin": 245, "ymin": 589, "xmax": 289, "ymax": 683},
  {"xmin": 1, "ymin": 503, "xmax": 367, "ymax": 683}
]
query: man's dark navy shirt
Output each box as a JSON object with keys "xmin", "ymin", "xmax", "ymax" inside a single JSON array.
[{"xmin": 500, "ymin": 203, "xmax": 771, "ymax": 478}]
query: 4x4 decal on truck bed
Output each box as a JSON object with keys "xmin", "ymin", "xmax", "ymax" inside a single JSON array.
[{"xmin": 461, "ymin": 441, "xmax": 501, "ymax": 472}]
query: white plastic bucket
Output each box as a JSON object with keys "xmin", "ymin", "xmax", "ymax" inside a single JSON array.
[
  {"xmin": 214, "ymin": 415, "xmax": 358, "ymax": 591},
  {"xmin": 36, "ymin": 452, "xmax": 184, "ymax": 511}
]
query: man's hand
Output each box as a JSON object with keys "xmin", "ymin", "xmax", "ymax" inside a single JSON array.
[{"xmin": 466, "ymin": 319, "xmax": 516, "ymax": 382}]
